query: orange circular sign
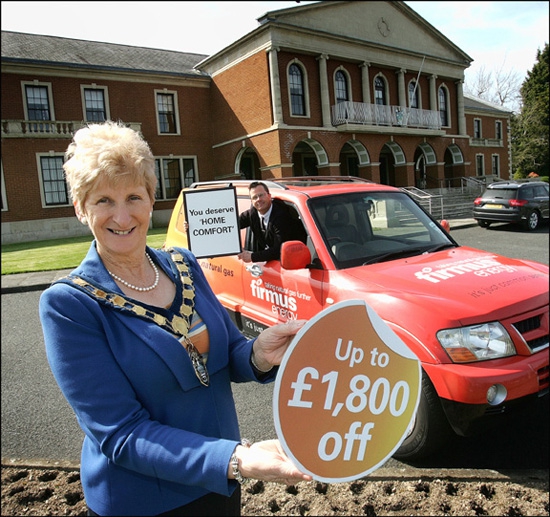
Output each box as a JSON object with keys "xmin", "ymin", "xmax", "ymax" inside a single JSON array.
[{"xmin": 273, "ymin": 300, "xmax": 421, "ymax": 482}]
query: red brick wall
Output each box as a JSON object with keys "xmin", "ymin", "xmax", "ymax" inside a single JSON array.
[
  {"xmin": 1, "ymin": 72, "xmax": 212, "ymax": 222},
  {"xmin": 210, "ymin": 50, "xmax": 273, "ymax": 144}
]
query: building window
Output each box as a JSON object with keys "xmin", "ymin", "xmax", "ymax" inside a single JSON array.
[
  {"xmin": 438, "ymin": 87, "xmax": 448, "ymax": 126},
  {"xmin": 492, "ymin": 154, "xmax": 500, "ymax": 175},
  {"xmin": 156, "ymin": 91, "xmax": 179, "ymax": 134},
  {"xmin": 23, "ymin": 82, "xmax": 55, "ymax": 132},
  {"xmin": 289, "ymin": 64, "xmax": 306, "ymax": 116},
  {"xmin": 39, "ymin": 155, "xmax": 68, "ymax": 206},
  {"xmin": 374, "ymin": 77, "xmax": 386, "ymax": 105},
  {"xmin": 335, "ymin": 70, "xmax": 349, "ymax": 104},
  {"xmin": 25, "ymin": 85, "xmax": 50, "ymax": 121},
  {"xmin": 83, "ymin": 88, "xmax": 107, "ymax": 122},
  {"xmin": 476, "ymin": 155, "xmax": 484, "ymax": 176},
  {"xmin": 495, "ymin": 120, "xmax": 502, "ymax": 140},
  {"xmin": 154, "ymin": 157, "xmax": 196, "ymax": 200},
  {"xmin": 474, "ymin": 119, "xmax": 482, "ymax": 138},
  {"xmin": 408, "ymin": 81, "xmax": 419, "ymax": 108}
]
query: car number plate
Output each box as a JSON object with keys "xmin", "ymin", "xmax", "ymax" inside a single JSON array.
[{"xmin": 485, "ymin": 204, "xmax": 503, "ymax": 209}]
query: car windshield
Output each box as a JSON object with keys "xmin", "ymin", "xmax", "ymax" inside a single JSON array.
[{"xmin": 309, "ymin": 191, "xmax": 456, "ymax": 268}]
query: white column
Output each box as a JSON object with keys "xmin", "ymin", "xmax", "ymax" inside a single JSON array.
[
  {"xmin": 317, "ymin": 54, "xmax": 331, "ymax": 127},
  {"xmin": 267, "ymin": 47, "xmax": 283, "ymax": 125},
  {"xmin": 456, "ymin": 79, "xmax": 466, "ymax": 135},
  {"xmin": 429, "ymin": 74, "xmax": 438, "ymax": 111},
  {"xmin": 360, "ymin": 61, "xmax": 371, "ymax": 103},
  {"xmin": 396, "ymin": 69, "xmax": 406, "ymax": 107}
]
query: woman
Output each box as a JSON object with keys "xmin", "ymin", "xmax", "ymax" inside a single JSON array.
[{"xmin": 39, "ymin": 121, "xmax": 311, "ymax": 516}]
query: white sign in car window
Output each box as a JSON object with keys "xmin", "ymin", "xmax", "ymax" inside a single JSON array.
[{"xmin": 183, "ymin": 187, "xmax": 241, "ymax": 258}]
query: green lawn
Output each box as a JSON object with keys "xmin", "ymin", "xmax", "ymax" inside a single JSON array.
[{"xmin": 1, "ymin": 227, "xmax": 168, "ymax": 275}]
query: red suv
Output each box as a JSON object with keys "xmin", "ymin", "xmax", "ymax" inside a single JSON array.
[{"xmin": 165, "ymin": 177, "xmax": 549, "ymax": 460}]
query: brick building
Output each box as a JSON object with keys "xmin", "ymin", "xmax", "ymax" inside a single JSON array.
[{"xmin": 1, "ymin": 1, "xmax": 511, "ymax": 244}]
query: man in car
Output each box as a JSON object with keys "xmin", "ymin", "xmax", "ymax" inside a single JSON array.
[{"xmin": 237, "ymin": 181, "xmax": 306, "ymax": 263}]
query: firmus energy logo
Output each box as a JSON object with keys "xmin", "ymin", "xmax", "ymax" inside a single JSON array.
[
  {"xmin": 414, "ymin": 257, "xmax": 517, "ymax": 284},
  {"xmin": 250, "ymin": 279, "xmax": 298, "ymax": 320}
]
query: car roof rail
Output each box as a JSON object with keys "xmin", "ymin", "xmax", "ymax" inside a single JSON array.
[
  {"xmin": 188, "ymin": 176, "xmax": 373, "ymax": 191},
  {"xmin": 188, "ymin": 179, "xmax": 287, "ymax": 190},
  {"xmin": 271, "ymin": 176, "xmax": 374, "ymax": 186}
]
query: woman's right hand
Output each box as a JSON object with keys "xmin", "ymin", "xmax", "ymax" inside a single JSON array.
[{"xmin": 231, "ymin": 439, "xmax": 312, "ymax": 486}]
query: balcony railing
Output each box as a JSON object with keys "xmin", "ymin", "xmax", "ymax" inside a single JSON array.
[
  {"xmin": 1, "ymin": 120, "xmax": 142, "ymax": 138},
  {"xmin": 470, "ymin": 137, "xmax": 503, "ymax": 147},
  {"xmin": 332, "ymin": 101, "xmax": 442, "ymax": 130}
]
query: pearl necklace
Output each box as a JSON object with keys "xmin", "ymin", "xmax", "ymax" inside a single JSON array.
[{"xmin": 108, "ymin": 252, "xmax": 160, "ymax": 292}]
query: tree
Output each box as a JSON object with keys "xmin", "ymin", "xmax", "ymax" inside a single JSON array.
[
  {"xmin": 465, "ymin": 64, "xmax": 522, "ymax": 112},
  {"xmin": 511, "ymin": 43, "xmax": 549, "ymax": 178}
]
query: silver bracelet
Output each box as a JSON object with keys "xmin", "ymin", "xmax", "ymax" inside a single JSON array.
[
  {"xmin": 250, "ymin": 352, "xmax": 274, "ymax": 373},
  {"xmin": 231, "ymin": 439, "xmax": 251, "ymax": 485}
]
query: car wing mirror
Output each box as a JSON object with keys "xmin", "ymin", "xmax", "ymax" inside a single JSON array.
[
  {"xmin": 440, "ymin": 219, "xmax": 450, "ymax": 232},
  {"xmin": 281, "ymin": 240, "xmax": 311, "ymax": 270}
]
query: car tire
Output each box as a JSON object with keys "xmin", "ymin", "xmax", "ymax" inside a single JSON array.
[
  {"xmin": 393, "ymin": 372, "xmax": 452, "ymax": 461},
  {"xmin": 477, "ymin": 220, "xmax": 491, "ymax": 228},
  {"xmin": 524, "ymin": 210, "xmax": 539, "ymax": 231}
]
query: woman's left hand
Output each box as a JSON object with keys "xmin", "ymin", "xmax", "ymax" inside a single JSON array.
[{"xmin": 252, "ymin": 320, "xmax": 306, "ymax": 369}]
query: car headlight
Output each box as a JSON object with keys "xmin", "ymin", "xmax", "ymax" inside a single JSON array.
[{"xmin": 437, "ymin": 322, "xmax": 516, "ymax": 363}]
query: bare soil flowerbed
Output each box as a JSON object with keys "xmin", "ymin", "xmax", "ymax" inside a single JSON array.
[{"xmin": 2, "ymin": 464, "xmax": 549, "ymax": 516}]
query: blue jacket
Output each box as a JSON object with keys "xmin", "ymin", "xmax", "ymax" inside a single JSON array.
[{"xmin": 39, "ymin": 243, "xmax": 276, "ymax": 515}]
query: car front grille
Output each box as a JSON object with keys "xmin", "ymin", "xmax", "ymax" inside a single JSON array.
[
  {"xmin": 509, "ymin": 308, "xmax": 549, "ymax": 395},
  {"xmin": 512, "ymin": 313, "xmax": 549, "ymax": 353}
]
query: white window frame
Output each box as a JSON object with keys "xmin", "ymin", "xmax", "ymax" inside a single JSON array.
[
  {"xmin": 491, "ymin": 154, "xmax": 500, "ymax": 175},
  {"xmin": 407, "ymin": 79, "xmax": 422, "ymax": 109},
  {"xmin": 495, "ymin": 120, "xmax": 503, "ymax": 140},
  {"xmin": 474, "ymin": 118, "xmax": 482, "ymax": 139},
  {"xmin": 476, "ymin": 154, "xmax": 485, "ymax": 176},
  {"xmin": 373, "ymin": 73, "xmax": 390, "ymax": 105},
  {"xmin": 36, "ymin": 152, "xmax": 70, "ymax": 208},
  {"xmin": 81, "ymin": 84, "xmax": 110, "ymax": 122},
  {"xmin": 287, "ymin": 59, "xmax": 310, "ymax": 119},
  {"xmin": 155, "ymin": 89, "xmax": 181, "ymax": 135},
  {"xmin": 334, "ymin": 66, "xmax": 352, "ymax": 104},
  {"xmin": 438, "ymin": 84, "xmax": 451, "ymax": 128},
  {"xmin": 21, "ymin": 80, "xmax": 56, "ymax": 121},
  {"xmin": 154, "ymin": 156, "xmax": 198, "ymax": 200}
]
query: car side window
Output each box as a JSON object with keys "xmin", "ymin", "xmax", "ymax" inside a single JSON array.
[
  {"xmin": 520, "ymin": 187, "xmax": 533, "ymax": 200},
  {"xmin": 535, "ymin": 185, "xmax": 549, "ymax": 197},
  {"xmin": 283, "ymin": 201, "xmax": 308, "ymax": 245},
  {"xmin": 237, "ymin": 196, "xmax": 255, "ymax": 250}
]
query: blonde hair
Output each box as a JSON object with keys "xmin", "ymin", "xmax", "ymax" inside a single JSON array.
[{"xmin": 63, "ymin": 121, "xmax": 156, "ymax": 208}]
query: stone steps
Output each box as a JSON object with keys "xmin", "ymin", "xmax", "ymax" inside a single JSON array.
[{"xmin": 407, "ymin": 187, "xmax": 482, "ymax": 220}]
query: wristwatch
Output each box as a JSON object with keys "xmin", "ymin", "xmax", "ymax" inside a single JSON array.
[{"xmin": 231, "ymin": 439, "xmax": 251, "ymax": 484}]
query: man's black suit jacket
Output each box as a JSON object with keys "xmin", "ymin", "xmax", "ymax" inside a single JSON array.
[{"xmin": 238, "ymin": 198, "xmax": 306, "ymax": 262}]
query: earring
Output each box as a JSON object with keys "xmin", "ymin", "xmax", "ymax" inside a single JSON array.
[{"xmin": 81, "ymin": 217, "xmax": 87, "ymax": 225}]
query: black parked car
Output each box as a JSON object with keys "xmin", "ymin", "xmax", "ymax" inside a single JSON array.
[{"xmin": 473, "ymin": 180, "xmax": 550, "ymax": 230}]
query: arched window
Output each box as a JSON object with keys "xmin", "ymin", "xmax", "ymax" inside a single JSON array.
[
  {"xmin": 335, "ymin": 70, "xmax": 349, "ymax": 104},
  {"xmin": 408, "ymin": 81, "xmax": 419, "ymax": 108},
  {"xmin": 289, "ymin": 64, "xmax": 306, "ymax": 116},
  {"xmin": 375, "ymin": 77, "xmax": 386, "ymax": 105},
  {"xmin": 439, "ymin": 86, "xmax": 448, "ymax": 126}
]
